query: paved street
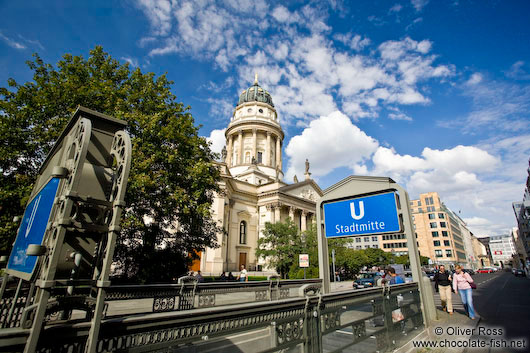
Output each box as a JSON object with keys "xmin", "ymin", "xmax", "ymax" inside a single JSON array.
[{"xmin": 433, "ymin": 271, "xmax": 530, "ymax": 352}]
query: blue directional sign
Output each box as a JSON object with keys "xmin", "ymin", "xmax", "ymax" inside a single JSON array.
[
  {"xmin": 7, "ymin": 177, "xmax": 60, "ymax": 279},
  {"xmin": 323, "ymin": 192, "xmax": 401, "ymax": 238}
]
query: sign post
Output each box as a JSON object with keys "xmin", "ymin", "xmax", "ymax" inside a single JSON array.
[
  {"xmin": 299, "ymin": 254, "xmax": 309, "ymax": 279},
  {"xmin": 316, "ymin": 176, "xmax": 433, "ymax": 325},
  {"xmin": 3, "ymin": 107, "xmax": 132, "ymax": 353}
]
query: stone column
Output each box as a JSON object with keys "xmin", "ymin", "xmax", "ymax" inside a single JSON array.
[
  {"xmin": 275, "ymin": 135, "xmax": 281, "ymax": 169},
  {"xmin": 238, "ymin": 130, "xmax": 243, "ymax": 165},
  {"xmin": 301, "ymin": 211, "xmax": 307, "ymax": 232},
  {"xmin": 289, "ymin": 206, "xmax": 295, "ymax": 221},
  {"xmin": 267, "ymin": 204, "xmax": 275, "ymax": 223},
  {"xmin": 266, "ymin": 132, "xmax": 271, "ymax": 166},
  {"xmin": 274, "ymin": 204, "xmax": 281, "ymax": 223},
  {"xmin": 252, "ymin": 129, "xmax": 257, "ymax": 162},
  {"xmin": 227, "ymin": 135, "xmax": 233, "ymax": 167}
]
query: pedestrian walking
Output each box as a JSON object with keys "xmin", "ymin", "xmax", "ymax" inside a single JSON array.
[
  {"xmin": 434, "ymin": 265, "xmax": 453, "ymax": 315},
  {"xmin": 453, "ymin": 265, "xmax": 476, "ymax": 319},
  {"xmin": 237, "ymin": 265, "xmax": 248, "ymax": 282}
]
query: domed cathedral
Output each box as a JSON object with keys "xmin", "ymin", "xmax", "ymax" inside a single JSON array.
[{"xmin": 195, "ymin": 75, "xmax": 324, "ymax": 275}]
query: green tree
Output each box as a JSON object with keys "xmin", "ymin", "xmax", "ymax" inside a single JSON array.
[
  {"xmin": 0, "ymin": 47, "xmax": 221, "ymax": 282},
  {"xmin": 288, "ymin": 224, "xmax": 320, "ymax": 279},
  {"xmin": 256, "ymin": 220, "xmax": 302, "ymax": 279},
  {"xmin": 394, "ymin": 254, "xmax": 430, "ymax": 267}
]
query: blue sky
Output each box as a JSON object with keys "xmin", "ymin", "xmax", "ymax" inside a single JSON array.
[{"xmin": 1, "ymin": 0, "xmax": 530, "ymax": 237}]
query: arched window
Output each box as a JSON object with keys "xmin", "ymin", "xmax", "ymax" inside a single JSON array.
[
  {"xmin": 239, "ymin": 221, "xmax": 247, "ymax": 244},
  {"xmin": 245, "ymin": 151, "xmax": 251, "ymax": 164}
]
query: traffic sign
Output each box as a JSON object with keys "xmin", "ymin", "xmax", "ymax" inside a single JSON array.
[
  {"xmin": 323, "ymin": 191, "xmax": 401, "ymax": 238},
  {"xmin": 7, "ymin": 177, "xmax": 60, "ymax": 279},
  {"xmin": 299, "ymin": 254, "xmax": 309, "ymax": 268}
]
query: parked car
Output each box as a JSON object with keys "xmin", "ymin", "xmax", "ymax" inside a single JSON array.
[
  {"xmin": 424, "ymin": 270, "xmax": 436, "ymax": 281},
  {"xmin": 353, "ymin": 272, "xmax": 382, "ymax": 289},
  {"xmin": 514, "ymin": 269, "xmax": 526, "ymax": 277},
  {"xmin": 477, "ymin": 268, "xmax": 493, "ymax": 273}
]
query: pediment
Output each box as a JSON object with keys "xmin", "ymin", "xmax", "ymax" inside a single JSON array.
[{"xmin": 279, "ymin": 180, "xmax": 323, "ymax": 202}]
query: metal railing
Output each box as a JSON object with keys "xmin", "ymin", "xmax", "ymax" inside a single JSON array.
[{"xmin": 0, "ymin": 282, "xmax": 423, "ymax": 353}]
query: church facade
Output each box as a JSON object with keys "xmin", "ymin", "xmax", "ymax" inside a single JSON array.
[{"xmin": 198, "ymin": 76, "xmax": 323, "ymax": 274}]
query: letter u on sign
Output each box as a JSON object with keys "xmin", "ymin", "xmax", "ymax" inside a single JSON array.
[{"xmin": 350, "ymin": 201, "xmax": 365, "ymax": 220}]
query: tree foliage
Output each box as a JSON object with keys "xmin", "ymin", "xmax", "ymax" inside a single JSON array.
[
  {"xmin": 256, "ymin": 220, "xmax": 302, "ymax": 279},
  {"xmin": 394, "ymin": 254, "xmax": 430, "ymax": 267},
  {"xmin": 288, "ymin": 224, "xmax": 320, "ymax": 279},
  {"xmin": 0, "ymin": 47, "xmax": 221, "ymax": 282}
]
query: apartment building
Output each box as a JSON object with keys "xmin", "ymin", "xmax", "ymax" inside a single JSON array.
[
  {"xmin": 346, "ymin": 235, "xmax": 380, "ymax": 250},
  {"xmin": 489, "ymin": 234, "xmax": 517, "ymax": 267},
  {"xmin": 408, "ymin": 192, "xmax": 468, "ymax": 266}
]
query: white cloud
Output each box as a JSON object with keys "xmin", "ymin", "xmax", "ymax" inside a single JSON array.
[
  {"xmin": 136, "ymin": 2, "xmax": 452, "ymax": 123},
  {"xmin": 411, "ymin": 0, "xmax": 430, "ymax": 12},
  {"xmin": 440, "ymin": 75, "xmax": 530, "ymax": 134},
  {"xmin": 389, "ymin": 4, "xmax": 403, "ymax": 13},
  {"xmin": 271, "ymin": 5, "xmax": 297, "ymax": 23},
  {"xmin": 206, "ymin": 128, "xmax": 226, "ymax": 155},
  {"xmin": 506, "ymin": 61, "xmax": 530, "ymax": 80},
  {"xmin": 388, "ymin": 111, "xmax": 412, "ymax": 121},
  {"xmin": 467, "ymin": 73, "xmax": 483, "ymax": 85},
  {"xmin": 0, "ymin": 32, "xmax": 26, "ymax": 50},
  {"xmin": 137, "ymin": 0, "xmax": 173, "ymax": 36},
  {"xmin": 121, "ymin": 57, "xmax": 139, "ymax": 67},
  {"xmin": 285, "ymin": 111, "xmax": 378, "ymax": 179}
]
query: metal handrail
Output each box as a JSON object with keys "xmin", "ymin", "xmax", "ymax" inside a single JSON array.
[{"xmin": 0, "ymin": 282, "xmax": 423, "ymax": 353}]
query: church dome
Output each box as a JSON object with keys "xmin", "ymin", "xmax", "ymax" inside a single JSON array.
[{"xmin": 237, "ymin": 75, "xmax": 274, "ymax": 107}]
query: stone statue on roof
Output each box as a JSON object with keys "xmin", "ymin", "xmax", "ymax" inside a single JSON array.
[{"xmin": 221, "ymin": 146, "xmax": 227, "ymax": 161}]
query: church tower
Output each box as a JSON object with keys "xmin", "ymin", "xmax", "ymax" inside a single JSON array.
[{"xmin": 225, "ymin": 74, "xmax": 284, "ymax": 184}]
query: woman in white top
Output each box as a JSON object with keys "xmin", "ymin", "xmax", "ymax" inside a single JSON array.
[{"xmin": 452, "ymin": 265, "xmax": 476, "ymax": 319}]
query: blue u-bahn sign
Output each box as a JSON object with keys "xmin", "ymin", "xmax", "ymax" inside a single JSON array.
[
  {"xmin": 7, "ymin": 177, "xmax": 60, "ymax": 279},
  {"xmin": 323, "ymin": 191, "xmax": 401, "ymax": 238}
]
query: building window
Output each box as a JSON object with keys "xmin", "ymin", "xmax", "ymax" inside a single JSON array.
[
  {"xmin": 373, "ymin": 245, "xmax": 379, "ymax": 248},
  {"xmin": 239, "ymin": 221, "xmax": 247, "ymax": 244},
  {"xmin": 257, "ymin": 151, "xmax": 263, "ymax": 163},
  {"xmin": 435, "ymin": 250, "xmax": 443, "ymax": 257},
  {"xmin": 432, "ymin": 231, "xmax": 439, "ymax": 237},
  {"xmin": 440, "ymin": 222, "xmax": 447, "ymax": 228},
  {"xmin": 364, "ymin": 245, "xmax": 370, "ymax": 249},
  {"xmin": 445, "ymin": 249, "xmax": 452, "ymax": 257},
  {"xmin": 428, "ymin": 213, "xmax": 435, "ymax": 220},
  {"xmin": 355, "ymin": 238, "xmax": 361, "ymax": 243},
  {"xmin": 438, "ymin": 213, "xmax": 445, "ymax": 219},
  {"xmin": 442, "ymin": 231, "xmax": 449, "ymax": 237},
  {"xmin": 364, "ymin": 237, "xmax": 370, "ymax": 242},
  {"xmin": 372, "ymin": 236, "xmax": 378, "ymax": 241},
  {"xmin": 428, "ymin": 206, "xmax": 435, "ymax": 212},
  {"xmin": 356, "ymin": 246, "xmax": 362, "ymax": 250},
  {"xmin": 434, "ymin": 240, "xmax": 441, "ymax": 246},
  {"xmin": 444, "ymin": 240, "xmax": 450, "ymax": 246},
  {"xmin": 417, "ymin": 201, "xmax": 422, "ymax": 206},
  {"xmin": 430, "ymin": 222, "xmax": 437, "ymax": 228}
]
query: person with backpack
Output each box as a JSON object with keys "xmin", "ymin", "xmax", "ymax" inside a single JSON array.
[{"xmin": 453, "ymin": 265, "xmax": 476, "ymax": 319}]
